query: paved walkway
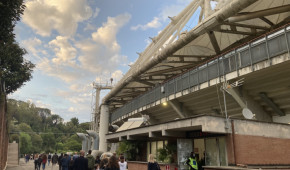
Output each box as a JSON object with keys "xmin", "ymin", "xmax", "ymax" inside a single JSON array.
[{"xmin": 7, "ymin": 158, "xmax": 59, "ymax": 170}]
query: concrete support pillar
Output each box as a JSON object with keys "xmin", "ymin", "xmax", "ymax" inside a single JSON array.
[{"xmin": 99, "ymin": 104, "xmax": 109, "ymax": 152}]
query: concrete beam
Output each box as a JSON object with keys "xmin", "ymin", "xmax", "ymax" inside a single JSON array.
[
  {"xmin": 141, "ymin": 110, "xmax": 159, "ymax": 125},
  {"xmin": 149, "ymin": 131, "xmax": 161, "ymax": 138},
  {"xmin": 226, "ymin": 86, "xmax": 272, "ymax": 122},
  {"xmin": 127, "ymin": 135, "xmax": 146, "ymax": 140},
  {"xmin": 259, "ymin": 92, "xmax": 285, "ymax": 116},
  {"xmin": 168, "ymin": 99, "xmax": 190, "ymax": 118},
  {"xmin": 119, "ymin": 136, "xmax": 126, "ymax": 142},
  {"xmin": 162, "ymin": 130, "xmax": 186, "ymax": 137}
]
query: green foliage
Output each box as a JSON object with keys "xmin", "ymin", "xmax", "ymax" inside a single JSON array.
[
  {"xmin": 64, "ymin": 140, "xmax": 81, "ymax": 151},
  {"xmin": 117, "ymin": 141, "xmax": 145, "ymax": 161},
  {"xmin": 0, "ymin": 41, "xmax": 35, "ymax": 94},
  {"xmin": 31, "ymin": 134, "xmax": 43, "ymax": 153},
  {"xmin": 0, "ymin": 0, "xmax": 35, "ymax": 94},
  {"xmin": 19, "ymin": 132, "xmax": 32, "ymax": 154},
  {"xmin": 41, "ymin": 132, "xmax": 56, "ymax": 152},
  {"xmin": 18, "ymin": 123, "xmax": 33, "ymax": 132},
  {"xmin": 0, "ymin": 0, "xmax": 25, "ymax": 42},
  {"xmin": 70, "ymin": 117, "xmax": 79, "ymax": 126},
  {"xmin": 9, "ymin": 134, "xmax": 19, "ymax": 143},
  {"xmin": 157, "ymin": 144, "xmax": 177, "ymax": 163},
  {"xmin": 7, "ymin": 99, "xmax": 90, "ymax": 154},
  {"xmin": 56, "ymin": 142, "xmax": 64, "ymax": 151}
]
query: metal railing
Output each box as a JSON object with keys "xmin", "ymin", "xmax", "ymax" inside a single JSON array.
[{"xmin": 110, "ymin": 25, "xmax": 290, "ymax": 123}]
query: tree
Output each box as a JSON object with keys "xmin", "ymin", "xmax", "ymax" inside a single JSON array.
[
  {"xmin": 79, "ymin": 122, "xmax": 90, "ymax": 131},
  {"xmin": 0, "ymin": 0, "xmax": 25, "ymax": 42},
  {"xmin": 19, "ymin": 132, "xmax": 32, "ymax": 154},
  {"xmin": 18, "ymin": 123, "xmax": 33, "ymax": 133},
  {"xmin": 31, "ymin": 134, "xmax": 43, "ymax": 153},
  {"xmin": 9, "ymin": 134, "xmax": 19, "ymax": 143},
  {"xmin": 64, "ymin": 140, "xmax": 81, "ymax": 151},
  {"xmin": 70, "ymin": 117, "xmax": 79, "ymax": 126},
  {"xmin": 41, "ymin": 132, "xmax": 56, "ymax": 152},
  {"xmin": 0, "ymin": 0, "xmax": 35, "ymax": 94}
]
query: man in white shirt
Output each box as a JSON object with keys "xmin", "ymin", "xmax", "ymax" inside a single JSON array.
[{"xmin": 118, "ymin": 155, "xmax": 127, "ymax": 170}]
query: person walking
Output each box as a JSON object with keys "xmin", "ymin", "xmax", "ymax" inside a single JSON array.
[
  {"xmin": 73, "ymin": 150, "xmax": 88, "ymax": 170},
  {"xmin": 118, "ymin": 155, "xmax": 127, "ymax": 170},
  {"xmin": 104, "ymin": 156, "xmax": 120, "ymax": 170},
  {"xmin": 42, "ymin": 154, "xmax": 48, "ymax": 170},
  {"xmin": 34, "ymin": 154, "xmax": 39, "ymax": 170},
  {"xmin": 58, "ymin": 153, "xmax": 63, "ymax": 170},
  {"xmin": 95, "ymin": 155, "xmax": 101, "ymax": 169},
  {"xmin": 86, "ymin": 150, "xmax": 95, "ymax": 170},
  {"xmin": 99, "ymin": 155, "xmax": 109, "ymax": 170},
  {"xmin": 73, "ymin": 152, "xmax": 79, "ymax": 160},
  {"xmin": 147, "ymin": 154, "xmax": 160, "ymax": 170},
  {"xmin": 48, "ymin": 153, "xmax": 52, "ymax": 166},
  {"xmin": 25, "ymin": 154, "xmax": 30, "ymax": 163},
  {"xmin": 38, "ymin": 154, "xmax": 43, "ymax": 170},
  {"xmin": 186, "ymin": 152, "xmax": 198, "ymax": 170},
  {"xmin": 68, "ymin": 155, "xmax": 74, "ymax": 170},
  {"xmin": 51, "ymin": 153, "xmax": 59, "ymax": 169},
  {"xmin": 61, "ymin": 154, "xmax": 70, "ymax": 170}
]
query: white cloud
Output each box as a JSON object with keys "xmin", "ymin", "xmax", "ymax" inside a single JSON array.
[
  {"xmin": 131, "ymin": 17, "xmax": 162, "ymax": 31},
  {"xmin": 93, "ymin": 7, "xmax": 100, "ymax": 18},
  {"xmin": 21, "ymin": 37, "xmax": 44, "ymax": 62},
  {"xmin": 111, "ymin": 70, "xmax": 124, "ymax": 83},
  {"xmin": 84, "ymin": 23, "xmax": 96, "ymax": 32},
  {"xmin": 49, "ymin": 36, "xmax": 77, "ymax": 65},
  {"xmin": 69, "ymin": 83, "xmax": 91, "ymax": 93},
  {"xmin": 92, "ymin": 13, "xmax": 131, "ymax": 49},
  {"xmin": 37, "ymin": 57, "xmax": 84, "ymax": 82},
  {"xmin": 23, "ymin": 0, "xmax": 93, "ymax": 37},
  {"xmin": 77, "ymin": 14, "xmax": 130, "ymax": 73}
]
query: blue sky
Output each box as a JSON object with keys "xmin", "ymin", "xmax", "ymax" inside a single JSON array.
[{"xmin": 10, "ymin": 0, "xmax": 192, "ymax": 122}]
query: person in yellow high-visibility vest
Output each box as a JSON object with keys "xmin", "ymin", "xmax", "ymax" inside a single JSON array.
[{"xmin": 186, "ymin": 152, "xmax": 198, "ymax": 170}]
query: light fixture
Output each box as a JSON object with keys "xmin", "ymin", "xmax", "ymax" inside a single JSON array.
[{"xmin": 162, "ymin": 102, "xmax": 167, "ymax": 106}]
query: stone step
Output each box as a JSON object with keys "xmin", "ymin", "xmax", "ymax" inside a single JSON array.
[{"xmin": 7, "ymin": 143, "xmax": 19, "ymax": 166}]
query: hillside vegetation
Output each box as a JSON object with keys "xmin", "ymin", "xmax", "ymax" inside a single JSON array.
[{"xmin": 7, "ymin": 99, "xmax": 89, "ymax": 154}]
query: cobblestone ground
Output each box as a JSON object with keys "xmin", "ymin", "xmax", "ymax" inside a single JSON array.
[{"xmin": 7, "ymin": 158, "xmax": 59, "ymax": 170}]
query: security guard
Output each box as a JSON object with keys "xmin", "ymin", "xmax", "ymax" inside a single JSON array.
[{"xmin": 186, "ymin": 152, "xmax": 198, "ymax": 170}]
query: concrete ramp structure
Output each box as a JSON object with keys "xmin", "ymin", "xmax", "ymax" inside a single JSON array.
[
  {"xmin": 76, "ymin": 133, "xmax": 89, "ymax": 153},
  {"xmin": 86, "ymin": 130, "xmax": 99, "ymax": 150}
]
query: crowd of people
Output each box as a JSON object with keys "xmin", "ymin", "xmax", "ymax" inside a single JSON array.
[{"xmin": 25, "ymin": 150, "xmax": 128, "ymax": 170}]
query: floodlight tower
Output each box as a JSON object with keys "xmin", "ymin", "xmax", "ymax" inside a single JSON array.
[{"xmin": 91, "ymin": 79, "xmax": 113, "ymax": 132}]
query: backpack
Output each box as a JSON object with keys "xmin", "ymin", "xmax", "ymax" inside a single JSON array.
[{"xmin": 87, "ymin": 155, "xmax": 95, "ymax": 169}]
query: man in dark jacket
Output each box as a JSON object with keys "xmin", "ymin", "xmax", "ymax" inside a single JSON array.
[
  {"xmin": 73, "ymin": 150, "xmax": 88, "ymax": 170},
  {"xmin": 58, "ymin": 153, "xmax": 63, "ymax": 170},
  {"xmin": 52, "ymin": 153, "xmax": 58, "ymax": 168}
]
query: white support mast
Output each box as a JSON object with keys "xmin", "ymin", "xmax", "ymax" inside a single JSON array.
[{"xmin": 91, "ymin": 79, "xmax": 113, "ymax": 132}]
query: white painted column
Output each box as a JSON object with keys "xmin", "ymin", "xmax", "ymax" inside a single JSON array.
[{"xmin": 99, "ymin": 104, "xmax": 109, "ymax": 152}]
